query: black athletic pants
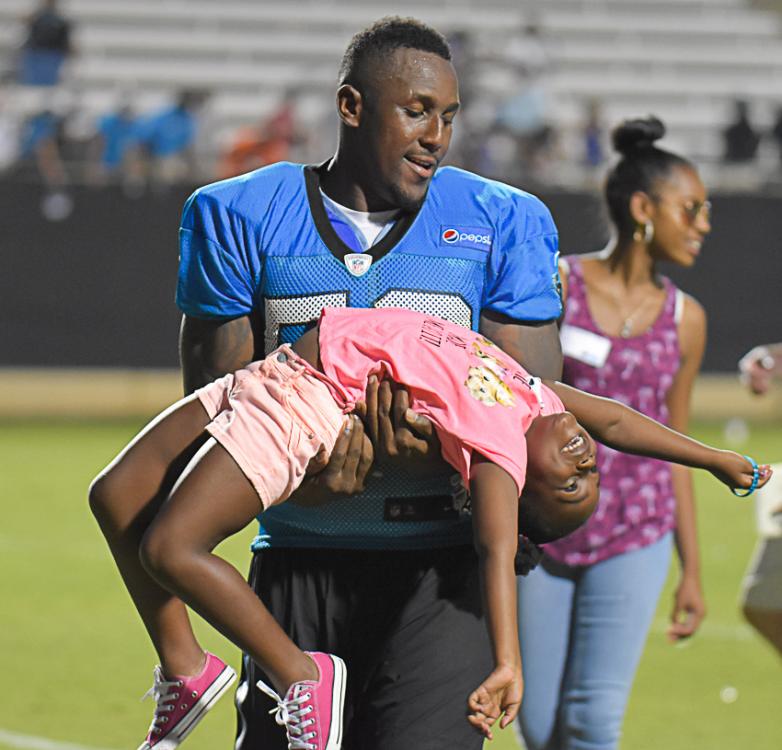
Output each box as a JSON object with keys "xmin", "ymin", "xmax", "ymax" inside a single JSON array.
[{"xmin": 234, "ymin": 546, "xmax": 493, "ymax": 750}]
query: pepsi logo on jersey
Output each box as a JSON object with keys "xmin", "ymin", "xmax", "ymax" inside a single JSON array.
[{"xmin": 440, "ymin": 226, "xmax": 493, "ymax": 251}]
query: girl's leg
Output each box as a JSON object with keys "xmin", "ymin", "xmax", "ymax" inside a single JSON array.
[
  {"xmin": 516, "ymin": 558, "xmax": 578, "ymax": 750},
  {"xmin": 89, "ymin": 395, "xmax": 211, "ymax": 676},
  {"xmin": 139, "ymin": 439, "xmax": 318, "ymax": 696},
  {"xmin": 556, "ymin": 533, "xmax": 673, "ymax": 750}
]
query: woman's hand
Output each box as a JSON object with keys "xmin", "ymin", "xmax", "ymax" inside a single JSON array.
[
  {"xmin": 467, "ymin": 664, "xmax": 523, "ymax": 741},
  {"xmin": 362, "ymin": 376, "xmax": 444, "ymax": 476},
  {"xmin": 709, "ymin": 451, "xmax": 772, "ymax": 494},
  {"xmin": 668, "ymin": 573, "xmax": 706, "ymax": 642}
]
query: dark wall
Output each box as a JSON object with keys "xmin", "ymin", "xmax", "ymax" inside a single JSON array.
[
  {"xmin": 2, "ymin": 181, "xmax": 780, "ymax": 371},
  {"xmin": 3, "ymin": 182, "xmax": 188, "ymax": 368}
]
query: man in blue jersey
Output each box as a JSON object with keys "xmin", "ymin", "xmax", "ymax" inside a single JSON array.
[{"xmin": 176, "ymin": 17, "xmax": 562, "ymax": 750}]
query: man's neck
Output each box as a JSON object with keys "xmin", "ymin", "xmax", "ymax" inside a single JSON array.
[{"xmin": 319, "ymin": 152, "xmax": 390, "ymax": 213}]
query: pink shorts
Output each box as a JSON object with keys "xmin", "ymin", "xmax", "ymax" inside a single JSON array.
[{"xmin": 195, "ymin": 345, "xmax": 349, "ymax": 509}]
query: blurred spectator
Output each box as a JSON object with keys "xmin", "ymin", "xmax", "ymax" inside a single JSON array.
[
  {"xmin": 88, "ymin": 101, "xmax": 141, "ymax": 186},
  {"xmin": 218, "ymin": 87, "xmax": 304, "ymax": 179},
  {"xmin": 722, "ymin": 99, "xmax": 760, "ymax": 163},
  {"xmin": 582, "ymin": 98, "xmax": 606, "ymax": 169},
  {"xmin": 737, "ymin": 343, "xmax": 782, "ymax": 658},
  {"xmin": 18, "ymin": 105, "xmax": 73, "ymax": 219},
  {"xmin": 19, "ymin": 106, "xmax": 66, "ymax": 186},
  {"xmin": 17, "ymin": 0, "xmax": 74, "ymax": 87},
  {"xmin": 135, "ymin": 89, "xmax": 208, "ymax": 187},
  {"xmin": 487, "ymin": 20, "xmax": 556, "ymax": 183},
  {"xmin": 0, "ymin": 75, "xmax": 21, "ymax": 174},
  {"xmin": 446, "ymin": 30, "xmax": 475, "ymax": 107},
  {"xmin": 770, "ymin": 106, "xmax": 782, "ymax": 170}
]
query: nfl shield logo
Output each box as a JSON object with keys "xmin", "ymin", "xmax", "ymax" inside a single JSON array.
[{"xmin": 344, "ymin": 253, "xmax": 373, "ymax": 277}]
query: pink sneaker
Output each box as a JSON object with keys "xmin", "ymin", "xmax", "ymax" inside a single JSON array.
[
  {"xmin": 137, "ymin": 652, "xmax": 236, "ymax": 750},
  {"xmin": 256, "ymin": 652, "xmax": 346, "ymax": 750}
]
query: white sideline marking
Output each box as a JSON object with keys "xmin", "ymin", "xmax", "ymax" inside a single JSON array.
[{"xmin": 0, "ymin": 729, "xmax": 119, "ymax": 750}]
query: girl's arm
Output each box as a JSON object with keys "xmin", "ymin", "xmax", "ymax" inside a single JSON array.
[
  {"xmin": 467, "ymin": 455, "xmax": 523, "ymax": 739},
  {"xmin": 666, "ymin": 295, "xmax": 707, "ymax": 642},
  {"xmin": 545, "ymin": 380, "xmax": 769, "ymax": 492}
]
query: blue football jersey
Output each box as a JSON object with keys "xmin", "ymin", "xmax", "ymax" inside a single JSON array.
[{"xmin": 177, "ymin": 162, "xmax": 561, "ymax": 550}]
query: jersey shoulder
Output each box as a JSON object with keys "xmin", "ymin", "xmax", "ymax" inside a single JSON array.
[
  {"xmin": 431, "ymin": 166, "xmax": 556, "ymax": 235},
  {"xmin": 182, "ymin": 161, "xmax": 305, "ymax": 228}
]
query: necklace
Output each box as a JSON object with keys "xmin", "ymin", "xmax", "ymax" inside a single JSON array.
[{"xmin": 619, "ymin": 296, "xmax": 652, "ymax": 338}]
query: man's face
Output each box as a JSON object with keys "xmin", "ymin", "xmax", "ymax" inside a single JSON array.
[{"xmin": 356, "ymin": 48, "xmax": 459, "ymax": 212}]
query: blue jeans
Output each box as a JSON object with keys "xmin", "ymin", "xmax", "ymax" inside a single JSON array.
[{"xmin": 517, "ymin": 533, "xmax": 672, "ymax": 750}]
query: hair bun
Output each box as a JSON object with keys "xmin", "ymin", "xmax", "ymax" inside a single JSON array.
[
  {"xmin": 515, "ymin": 535, "xmax": 544, "ymax": 576},
  {"xmin": 611, "ymin": 116, "xmax": 666, "ymax": 156}
]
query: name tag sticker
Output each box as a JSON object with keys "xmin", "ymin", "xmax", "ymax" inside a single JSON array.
[{"xmin": 560, "ymin": 324, "xmax": 612, "ymax": 368}]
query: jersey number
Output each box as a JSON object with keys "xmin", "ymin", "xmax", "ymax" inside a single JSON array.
[{"xmin": 264, "ymin": 290, "xmax": 472, "ymax": 353}]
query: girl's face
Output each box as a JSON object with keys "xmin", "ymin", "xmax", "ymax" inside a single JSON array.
[
  {"xmin": 524, "ymin": 412, "xmax": 600, "ymax": 536},
  {"xmin": 648, "ymin": 165, "xmax": 711, "ymax": 268}
]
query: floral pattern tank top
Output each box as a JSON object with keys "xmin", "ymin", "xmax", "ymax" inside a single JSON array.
[{"xmin": 545, "ymin": 255, "xmax": 682, "ymax": 567}]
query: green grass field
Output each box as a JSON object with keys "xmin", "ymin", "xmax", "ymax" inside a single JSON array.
[{"xmin": 0, "ymin": 419, "xmax": 779, "ymax": 750}]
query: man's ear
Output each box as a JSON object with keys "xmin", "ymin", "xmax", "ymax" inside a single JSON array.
[
  {"xmin": 336, "ymin": 84, "xmax": 362, "ymax": 128},
  {"xmin": 628, "ymin": 190, "xmax": 655, "ymax": 226}
]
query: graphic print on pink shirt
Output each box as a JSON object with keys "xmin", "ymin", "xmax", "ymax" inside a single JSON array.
[{"xmin": 317, "ymin": 307, "xmax": 565, "ymax": 496}]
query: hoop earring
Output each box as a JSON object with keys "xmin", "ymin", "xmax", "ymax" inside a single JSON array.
[{"xmin": 633, "ymin": 222, "xmax": 654, "ymax": 244}]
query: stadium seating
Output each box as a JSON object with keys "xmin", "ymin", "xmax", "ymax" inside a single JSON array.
[{"xmin": 1, "ymin": 0, "xmax": 781, "ymax": 182}]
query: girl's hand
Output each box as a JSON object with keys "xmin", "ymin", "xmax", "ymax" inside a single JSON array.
[
  {"xmin": 668, "ymin": 573, "xmax": 706, "ymax": 642},
  {"xmin": 467, "ymin": 664, "xmax": 522, "ymax": 741},
  {"xmin": 709, "ymin": 451, "xmax": 772, "ymax": 494}
]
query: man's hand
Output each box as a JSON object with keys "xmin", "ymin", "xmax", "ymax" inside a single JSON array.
[
  {"xmin": 362, "ymin": 376, "xmax": 444, "ymax": 475},
  {"xmin": 467, "ymin": 664, "xmax": 523, "ymax": 741},
  {"xmin": 289, "ymin": 415, "xmax": 374, "ymax": 507},
  {"xmin": 668, "ymin": 573, "xmax": 706, "ymax": 642},
  {"xmin": 739, "ymin": 345, "xmax": 777, "ymax": 396}
]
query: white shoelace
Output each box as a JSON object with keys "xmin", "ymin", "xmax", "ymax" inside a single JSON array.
[
  {"xmin": 257, "ymin": 681, "xmax": 317, "ymax": 750},
  {"xmin": 141, "ymin": 666, "xmax": 182, "ymax": 735}
]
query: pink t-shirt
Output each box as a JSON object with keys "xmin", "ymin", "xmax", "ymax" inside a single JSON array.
[{"xmin": 318, "ymin": 307, "xmax": 565, "ymax": 495}]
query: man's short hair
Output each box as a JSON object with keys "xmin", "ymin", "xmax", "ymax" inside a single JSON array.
[{"xmin": 338, "ymin": 16, "xmax": 451, "ymax": 89}]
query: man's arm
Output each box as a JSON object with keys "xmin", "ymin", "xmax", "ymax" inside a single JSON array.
[
  {"xmin": 479, "ymin": 312, "xmax": 563, "ymax": 380},
  {"xmin": 179, "ymin": 314, "xmax": 256, "ymax": 394}
]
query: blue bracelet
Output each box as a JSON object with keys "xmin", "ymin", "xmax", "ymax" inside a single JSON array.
[{"xmin": 732, "ymin": 455, "xmax": 759, "ymax": 497}]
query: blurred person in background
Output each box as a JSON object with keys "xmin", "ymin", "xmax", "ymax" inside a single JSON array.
[
  {"xmin": 0, "ymin": 74, "xmax": 21, "ymax": 174},
  {"xmin": 87, "ymin": 99, "xmax": 142, "ymax": 188},
  {"xmin": 517, "ymin": 116, "xmax": 711, "ymax": 750},
  {"xmin": 217, "ymin": 86, "xmax": 305, "ymax": 179},
  {"xmin": 18, "ymin": 105, "xmax": 73, "ymax": 220},
  {"xmin": 488, "ymin": 18, "xmax": 556, "ymax": 185},
  {"xmin": 135, "ymin": 88, "xmax": 208, "ymax": 188},
  {"xmin": 16, "ymin": 0, "xmax": 74, "ymax": 87},
  {"xmin": 770, "ymin": 106, "xmax": 782, "ymax": 173},
  {"xmin": 722, "ymin": 99, "xmax": 760, "ymax": 164},
  {"xmin": 18, "ymin": 105, "xmax": 65, "ymax": 182},
  {"xmin": 582, "ymin": 98, "xmax": 606, "ymax": 172},
  {"xmin": 738, "ymin": 343, "xmax": 782, "ymax": 657}
]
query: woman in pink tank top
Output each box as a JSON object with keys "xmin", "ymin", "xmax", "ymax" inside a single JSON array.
[{"xmin": 517, "ymin": 116, "xmax": 712, "ymax": 750}]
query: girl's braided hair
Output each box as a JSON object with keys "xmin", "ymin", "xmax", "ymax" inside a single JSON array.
[{"xmin": 515, "ymin": 534, "xmax": 544, "ymax": 576}]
